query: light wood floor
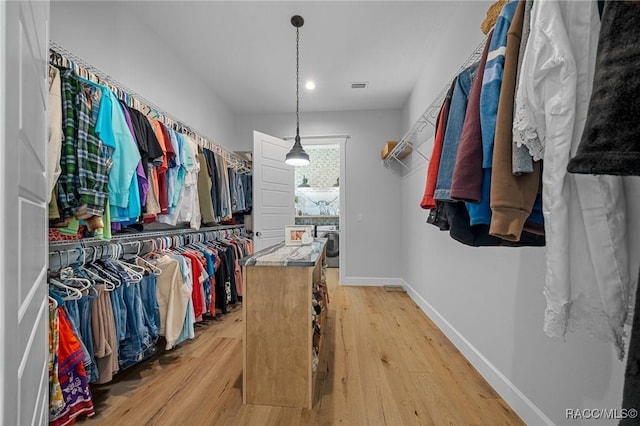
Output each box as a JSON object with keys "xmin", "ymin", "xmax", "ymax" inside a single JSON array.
[{"xmin": 81, "ymin": 269, "xmax": 524, "ymax": 425}]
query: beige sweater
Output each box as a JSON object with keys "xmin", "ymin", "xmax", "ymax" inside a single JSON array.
[{"xmin": 489, "ymin": 0, "xmax": 541, "ymax": 242}]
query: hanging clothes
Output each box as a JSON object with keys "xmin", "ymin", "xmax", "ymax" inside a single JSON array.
[
  {"xmin": 554, "ymin": 1, "xmax": 640, "ymax": 419},
  {"xmin": 489, "ymin": 0, "xmax": 543, "ymax": 242},
  {"xmin": 511, "ymin": 0, "xmax": 535, "ymax": 175},
  {"xmin": 57, "ymin": 68, "xmax": 110, "ymax": 227},
  {"xmin": 91, "ymin": 285, "xmax": 119, "ymax": 384},
  {"xmin": 154, "ymin": 254, "xmax": 191, "ymax": 350},
  {"xmin": 197, "ymin": 147, "xmax": 216, "ymax": 224},
  {"xmin": 119, "ymin": 103, "xmax": 149, "ymax": 209},
  {"xmin": 48, "ymin": 65, "xmax": 63, "ymax": 205},
  {"xmin": 514, "ymin": 0, "xmax": 630, "ymax": 356},
  {"xmin": 450, "ymin": 29, "xmax": 493, "ymax": 205},
  {"xmin": 48, "ymin": 296, "xmax": 65, "ymax": 419},
  {"xmin": 420, "ymin": 79, "xmax": 456, "ymax": 210},
  {"xmin": 148, "ymin": 118, "xmax": 170, "ymax": 215},
  {"xmin": 433, "ymin": 63, "xmax": 478, "ymax": 202},
  {"xmin": 49, "ymin": 307, "xmax": 95, "ymax": 426}
]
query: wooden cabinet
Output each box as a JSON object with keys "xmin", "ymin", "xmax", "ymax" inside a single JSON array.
[{"xmin": 242, "ymin": 240, "xmax": 328, "ymax": 409}]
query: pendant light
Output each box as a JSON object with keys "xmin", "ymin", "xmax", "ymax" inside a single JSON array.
[{"xmin": 285, "ymin": 15, "xmax": 310, "ymax": 166}]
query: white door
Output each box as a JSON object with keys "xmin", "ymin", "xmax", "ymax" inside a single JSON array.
[
  {"xmin": 252, "ymin": 131, "xmax": 294, "ymax": 252},
  {"xmin": 1, "ymin": 1, "xmax": 50, "ymax": 425}
]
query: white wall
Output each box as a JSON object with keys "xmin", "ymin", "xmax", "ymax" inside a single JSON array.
[
  {"xmin": 236, "ymin": 110, "xmax": 402, "ymax": 283},
  {"xmin": 402, "ymin": 170, "xmax": 635, "ymax": 425},
  {"xmin": 399, "ymin": 6, "xmax": 636, "ymax": 424},
  {"xmin": 50, "ymin": 1, "xmax": 237, "ymax": 150}
]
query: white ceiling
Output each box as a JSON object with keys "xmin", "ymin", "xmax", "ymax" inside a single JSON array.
[{"xmin": 122, "ymin": 1, "xmax": 491, "ymax": 115}]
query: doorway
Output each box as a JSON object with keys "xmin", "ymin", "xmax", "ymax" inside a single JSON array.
[
  {"xmin": 251, "ymin": 132, "xmax": 347, "ymax": 280},
  {"xmin": 288, "ymin": 136, "xmax": 346, "ymax": 274},
  {"xmin": 293, "ymin": 143, "xmax": 340, "ymax": 267}
]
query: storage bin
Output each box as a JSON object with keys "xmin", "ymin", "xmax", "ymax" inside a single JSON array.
[{"xmin": 381, "ymin": 141, "xmax": 412, "ymax": 160}]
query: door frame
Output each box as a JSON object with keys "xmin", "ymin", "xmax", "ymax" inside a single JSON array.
[{"xmin": 283, "ymin": 134, "xmax": 348, "ymax": 285}]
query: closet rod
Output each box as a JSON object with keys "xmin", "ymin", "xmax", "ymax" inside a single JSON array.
[
  {"xmin": 49, "ymin": 225, "xmax": 248, "ymax": 271},
  {"xmin": 49, "ymin": 224, "xmax": 247, "ymax": 250},
  {"xmin": 48, "ymin": 40, "xmax": 251, "ymax": 174}
]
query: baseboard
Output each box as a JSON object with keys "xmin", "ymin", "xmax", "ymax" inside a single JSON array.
[
  {"xmin": 340, "ymin": 276, "xmax": 404, "ymax": 286},
  {"xmin": 401, "ymin": 279, "xmax": 554, "ymax": 426}
]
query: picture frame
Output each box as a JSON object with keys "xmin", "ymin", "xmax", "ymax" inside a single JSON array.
[{"xmin": 285, "ymin": 225, "xmax": 314, "ymax": 246}]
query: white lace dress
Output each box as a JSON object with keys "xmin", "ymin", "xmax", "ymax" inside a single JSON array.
[{"xmin": 513, "ymin": 0, "xmax": 632, "ymax": 359}]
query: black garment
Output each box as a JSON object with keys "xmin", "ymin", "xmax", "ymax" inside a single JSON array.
[
  {"xmin": 427, "ymin": 201, "xmax": 450, "ymax": 231},
  {"xmin": 222, "ymin": 242, "xmax": 239, "ymax": 304},
  {"xmin": 214, "ymin": 247, "xmax": 230, "ymax": 314},
  {"xmin": 204, "ymin": 149, "xmax": 223, "ymax": 220},
  {"xmin": 567, "ymin": 1, "xmax": 640, "ymax": 175},
  {"xmin": 444, "ymin": 202, "xmax": 545, "ymax": 247},
  {"xmin": 243, "ymin": 173, "xmax": 253, "ymax": 211},
  {"xmin": 125, "ymin": 105, "xmax": 164, "ymax": 172}
]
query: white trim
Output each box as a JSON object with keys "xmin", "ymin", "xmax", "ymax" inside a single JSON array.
[
  {"xmin": 401, "ymin": 279, "xmax": 555, "ymax": 426},
  {"xmin": 341, "ymin": 276, "xmax": 404, "ymax": 287}
]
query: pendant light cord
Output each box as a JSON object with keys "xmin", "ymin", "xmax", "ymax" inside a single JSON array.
[{"xmin": 296, "ymin": 26, "xmax": 300, "ymax": 138}]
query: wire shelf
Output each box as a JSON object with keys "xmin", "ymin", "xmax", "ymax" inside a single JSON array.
[{"xmin": 382, "ymin": 36, "xmax": 487, "ymax": 178}]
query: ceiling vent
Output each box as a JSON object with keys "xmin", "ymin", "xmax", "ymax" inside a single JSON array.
[{"xmin": 351, "ymin": 82, "xmax": 369, "ymax": 89}]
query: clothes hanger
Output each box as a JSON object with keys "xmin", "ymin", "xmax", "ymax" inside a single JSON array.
[
  {"xmin": 116, "ymin": 243, "xmax": 147, "ymax": 276},
  {"xmin": 134, "ymin": 241, "xmax": 162, "ymax": 276},
  {"xmin": 87, "ymin": 246, "xmax": 123, "ymax": 288},
  {"xmin": 58, "ymin": 262, "xmax": 96, "ymax": 296},
  {"xmin": 48, "ymin": 295, "xmax": 59, "ymax": 310},
  {"xmin": 78, "ymin": 248, "xmax": 117, "ymax": 292},
  {"xmin": 49, "ymin": 278, "xmax": 83, "ymax": 301},
  {"xmin": 109, "ymin": 243, "xmax": 144, "ymax": 282}
]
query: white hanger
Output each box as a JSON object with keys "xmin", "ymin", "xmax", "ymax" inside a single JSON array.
[
  {"xmin": 75, "ymin": 247, "xmax": 116, "ymax": 291},
  {"xmin": 134, "ymin": 241, "xmax": 162, "ymax": 276},
  {"xmin": 88, "ymin": 246, "xmax": 123, "ymax": 288},
  {"xmin": 49, "ymin": 278, "xmax": 83, "ymax": 301},
  {"xmin": 110, "ymin": 243, "xmax": 144, "ymax": 282},
  {"xmin": 48, "ymin": 295, "xmax": 59, "ymax": 310}
]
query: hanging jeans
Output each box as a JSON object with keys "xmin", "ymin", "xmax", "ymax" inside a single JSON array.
[
  {"xmin": 110, "ymin": 280, "xmax": 127, "ymax": 343},
  {"xmin": 119, "ymin": 281, "xmax": 151, "ymax": 370},
  {"xmin": 76, "ymin": 297, "xmax": 99, "ymax": 383},
  {"xmin": 139, "ymin": 273, "xmax": 160, "ymax": 343}
]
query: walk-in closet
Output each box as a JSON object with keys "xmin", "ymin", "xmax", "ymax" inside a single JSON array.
[{"xmin": 1, "ymin": 1, "xmax": 639, "ymax": 425}]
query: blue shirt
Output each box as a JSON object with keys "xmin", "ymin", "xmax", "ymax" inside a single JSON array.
[{"xmin": 480, "ymin": 1, "xmax": 518, "ymax": 168}]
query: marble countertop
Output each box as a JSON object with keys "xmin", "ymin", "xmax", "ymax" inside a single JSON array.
[{"xmin": 240, "ymin": 238, "xmax": 326, "ymax": 267}]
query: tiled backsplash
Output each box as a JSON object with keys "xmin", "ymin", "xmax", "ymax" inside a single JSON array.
[
  {"xmin": 295, "ymin": 144, "xmax": 341, "ymax": 217},
  {"xmin": 295, "ymin": 146, "xmax": 340, "ymax": 188}
]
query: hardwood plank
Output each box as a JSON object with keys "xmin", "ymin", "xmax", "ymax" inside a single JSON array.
[{"xmin": 78, "ymin": 269, "xmax": 524, "ymax": 426}]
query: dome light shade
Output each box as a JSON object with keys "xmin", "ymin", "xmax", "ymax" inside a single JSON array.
[{"xmin": 285, "ymin": 135, "xmax": 310, "ymax": 166}]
